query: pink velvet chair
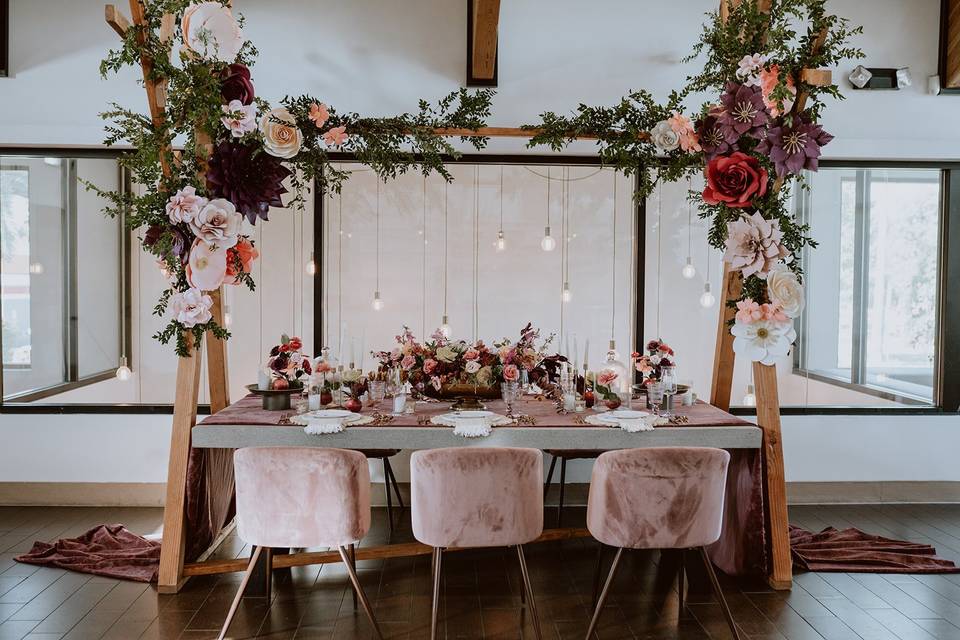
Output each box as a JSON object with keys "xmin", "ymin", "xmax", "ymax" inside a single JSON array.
[
  {"xmin": 219, "ymin": 447, "xmax": 382, "ymax": 640},
  {"xmin": 411, "ymin": 447, "xmax": 544, "ymax": 640},
  {"xmin": 584, "ymin": 447, "xmax": 739, "ymax": 640}
]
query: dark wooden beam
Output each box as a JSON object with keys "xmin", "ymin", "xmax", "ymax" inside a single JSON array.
[
  {"xmin": 467, "ymin": 0, "xmax": 499, "ymax": 86},
  {"xmin": 942, "ymin": 0, "xmax": 960, "ymax": 89},
  {"xmin": 0, "ymin": 0, "xmax": 9, "ymax": 77}
]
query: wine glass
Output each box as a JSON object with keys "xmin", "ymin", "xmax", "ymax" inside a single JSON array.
[
  {"xmin": 647, "ymin": 381, "xmax": 664, "ymax": 416},
  {"xmin": 501, "ymin": 381, "xmax": 520, "ymax": 418},
  {"xmin": 368, "ymin": 380, "xmax": 386, "ymax": 408},
  {"xmin": 660, "ymin": 366, "xmax": 677, "ymax": 417}
]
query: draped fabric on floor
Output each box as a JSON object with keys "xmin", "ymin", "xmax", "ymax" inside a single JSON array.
[{"xmin": 790, "ymin": 525, "xmax": 960, "ymax": 573}]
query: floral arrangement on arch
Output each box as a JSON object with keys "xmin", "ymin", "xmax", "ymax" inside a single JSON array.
[
  {"xmin": 373, "ymin": 324, "xmax": 561, "ymax": 396},
  {"xmin": 525, "ymin": 0, "xmax": 863, "ymax": 366},
  {"xmin": 96, "ymin": 0, "xmax": 494, "ymax": 356}
]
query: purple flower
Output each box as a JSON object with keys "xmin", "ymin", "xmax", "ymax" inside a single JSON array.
[
  {"xmin": 718, "ymin": 81, "xmax": 769, "ymax": 141},
  {"xmin": 220, "ymin": 63, "xmax": 255, "ymax": 105},
  {"xmin": 143, "ymin": 224, "xmax": 190, "ymax": 263},
  {"xmin": 206, "ymin": 141, "xmax": 291, "ymax": 224},
  {"xmin": 756, "ymin": 116, "xmax": 835, "ymax": 177},
  {"xmin": 696, "ymin": 110, "xmax": 737, "ymax": 161}
]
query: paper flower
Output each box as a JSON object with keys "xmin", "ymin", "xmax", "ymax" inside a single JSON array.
[
  {"xmin": 732, "ymin": 317, "xmax": 796, "ymax": 365},
  {"xmin": 759, "ymin": 65, "xmax": 796, "ymax": 117},
  {"xmin": 736, "ymin": 53, "xmax": 766, "ymax": 87},
  {"xmin": 735, "ymin": 298, "xmax": 788, "ymax": 324},
  {"xmin": 170, "ymin": 288, "xmax": 213, "ymax": 328},
  {"xmin": 220, "ymin": 63, "xmax": 255, "ymax": 105},
  {"xmin": 766, "ymin": 263, "xmax": 805, "ymax": 318},
  {"xmin": 181, "ymin": 2, "xmax": 243, "ymax": 63},
  {"xmin": 190, "ymin": 198, "xmax": 243, "ymax": 249},
  {"xmin": 221, "ymin": 100, "xmax": 257, "ymax": 138},
  {"xmin": 144, "ymin": 223, "xmax": 191, "ymax": 264},
  {"xmin": 206, "ymin": 141, "xmax": 291, "ymax": 224},
  {"xmin": 323, "ymin": 125, "xmax": 349, "ymax": 147},
  {"xmin": 649, "ymin": 120, "xmax": 680, "ymax": 153},
  {"xmin": 696, "ymin": 110, "xmax": 737, "ymax": 161},
  {"xmin": 309, "ymin": 103, "xmax": 330, "ymax": 128},
  {"xmin": 166, "ymin": 186, "xmax": 207, "ymax": 225},
  {"xmin": 186, "ymin": 239, "xmax": 228, "ymax": 291},
  {"xmin": 668, "ymin": 112, "xmax": 701, "ymax": 153},
  {"xmin": 718, "ymin": 82, "xmax": 769, "ymax": 140},
  {"xmin": 260, "ymin": 108, "xmax": 303, "ymax": 159},
  {"xmin": 757, "ymin": 116, "xmax": 834, "ymax": 177},
  {"xmin": 702, "ymin": 152, "xmax": 768, "ymax": 209},
  {"xmin": 224, "ymin": 236, "xmax": 259, "ymax": 284},
  {"xmin": 723, "ymin": 212, "xmax": 790, "ymax": 278}
]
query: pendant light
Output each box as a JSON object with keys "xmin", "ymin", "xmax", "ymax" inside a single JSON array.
[
  {"xmin": 609, "ymin": 169, "xmax": 617, "ymax": 352},
  {"xmin": 682, "ymin": 178, "xmax": 697, "ymax": 279},
  {"xmin": 700, "ymin": 235, "xmax": 716, "ymax": 308},
  {"xmin": 742, "ymin": 369, "xmax": 757, "ymax": 406},
  {"xmin": 440, "ymin": 179, "xmax": 452, "ymax": 338},
  {"xmin": 115, "ymin": 216, "xmax": 132, "ymax": 381},
  {"xmin": 371, "ymin": 180, "xmax": 383, "ymax": 311},
  {"xmin": 541, "ymin": 166, "xmax": 556, "ymax": 251},
  {"xmin": 561, "ymin": 166, "xmax": 572, "ymax": 303},
  {"xmin": 305, "ymin": 251, "xmax": 317, "ymax": 276},
  {"xmin": 496, "ymin": 166, "xmax": 506, "ymax": 251}
]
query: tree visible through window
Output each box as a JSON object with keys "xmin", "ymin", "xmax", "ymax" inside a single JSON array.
[{"xmin": 0, "ymin": 166, "xmax": 31, "ymax": 367}]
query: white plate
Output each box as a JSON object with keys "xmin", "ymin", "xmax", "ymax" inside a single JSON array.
[
  {"xmin": 608, "ymin": 410, "xmax": 649, "ymax": 419},
  {"xmin": 308, "ymin": 409, "xmax": 354, "ymax": 419},
  {"xmin": 449, "ymin": 410, "xmax": 494, "ymax": 420}
]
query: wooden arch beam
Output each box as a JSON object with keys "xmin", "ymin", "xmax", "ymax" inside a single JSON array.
[{"xmin": 467, "ymin": 0, "xmax": 500, "ymax": 86}]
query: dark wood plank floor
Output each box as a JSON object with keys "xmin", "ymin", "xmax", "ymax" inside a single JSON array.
[{"xmin": 2, "ymin": 504, "xmax": 960, "ymax": 639}]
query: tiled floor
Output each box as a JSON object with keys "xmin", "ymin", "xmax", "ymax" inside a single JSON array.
[{"xmin": 2, "ymin": 503, "xmax": 960, "ymax": 639}]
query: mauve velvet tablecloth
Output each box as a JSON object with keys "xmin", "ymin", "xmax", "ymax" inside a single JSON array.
[{"xmin": 199, "ymin": 395, "xmax": 768, "ymax": 577}]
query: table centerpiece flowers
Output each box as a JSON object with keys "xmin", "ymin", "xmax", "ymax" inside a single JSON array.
[
  {"xmin": 633, "ymin": 339, "xmax": 676, "ymax": 383},
  {"xmin": 266, "ymin": 334, "xmax": 311, "ymax": 390}
]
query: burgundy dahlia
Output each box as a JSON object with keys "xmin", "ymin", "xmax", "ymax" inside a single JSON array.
[
  {"xmin": 220, "ymin": 63, "xmax": 255, "ymax": 105},
  {"xmin": 696, "ymin": 110, "xmax": 737, "ymax": 161},
  {"xmin": 206, "ymin": 141, "xmax": 291, "ymax": 224},
  {"xmin": 143, "ymin": 223, "xmax": 190, "ymax": 263},
  {"xmin": 756, "ymin": 115, "xmax": 835, "ymax": 177},
  {"xmin": 718, "ymin": 81, "xmax": 769, "ymax": 141}
]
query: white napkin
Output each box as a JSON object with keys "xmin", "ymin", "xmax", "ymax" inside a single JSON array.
[
  {"xmin": 451, "ymin": 417, "xmax": 492, "ymax": 438},
  {"xmin": 617, "ymin": 418, "xmax": 655, "ymax": 433},
  {"xmin": 303, "ymin": 418, "xmax": 346, "ymax": 435}
]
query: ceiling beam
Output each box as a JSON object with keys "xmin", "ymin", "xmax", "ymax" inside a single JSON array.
[
  {"xmin": 467, "ymin": 0, "xmax": 500, "ymax": 86},
  {"xmin": 944, "ymin": 0, "xmax": 960, "ymax": 89}
]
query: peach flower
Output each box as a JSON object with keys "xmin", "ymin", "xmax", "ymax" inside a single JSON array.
[
  {"xmin": 260, "ymin": 108, "xmax": 303, "ymax": 159},
  {"xmin": 308, "ymin": 103, "xmax": 330, "ymax": 128},
  {"xmin": 759, "ymin": 65, "xmax": 796, "ymax": 117},
  {"xmin": 502, "ymin": 364, "xmax": 520, "ymax": 382},
  {"xmin": 224, "ymin": 236, "xmax": 259, "ymax": 284},
  {"xmin": 323, "ymin": 125, "xmax": 349, "ymax": 147},
  {"xmin": 166, "ymin": 186, "xmax": 207, "ymax": 225},
  {"xmin": 463, "ymin": 348, "xmax": 480, "ymax": 361}
]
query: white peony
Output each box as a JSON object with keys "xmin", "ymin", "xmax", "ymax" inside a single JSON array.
[
  {"xmin": 186, "ymin": 240, "xmax": 227, "ymax": 291},
  {"xmin": 181, "ymin": 2, "xmax": 244, "ymax": 63},
  {"xmin": 650, "ymin": 120, "xmax": 680, "ymax": 153},
  {"xmin": 731, "ymin": 318, "xmax": 796, "ymax": 366},
  {"xmin": 260, "ymin": 108, "xmax": 303, "ymax": 159},
  {"xmin": 766, "ymin": 263, "xmax": 805, "ymax": 318},
  {"xmin": 189, "ymin": 198, "xmax": 243, "ymax": 249},
  {"xmin": 436, "ymin": 345, "xmax": 458, "ymax": 363},
  {"xmin": 465, "ymin": 360, "xmax": 481, "ymax": 375},
  {"xmin": 170, "ymin": 288, "xmax": 213, "ymax": 328}
]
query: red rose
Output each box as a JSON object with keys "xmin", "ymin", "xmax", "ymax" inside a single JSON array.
[{"xmin": 702, "ymin": 152, "xmax": 768, "ymax": 208}]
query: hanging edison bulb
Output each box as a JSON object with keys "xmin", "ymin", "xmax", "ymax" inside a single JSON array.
[
  {"xmin": 223, "ymin": 305, "xmax": 233, "ymax": 327},
  {"xmin": 372, "ymin": 290, "xmax": 384, "ymax": 311},
  {"xmin": 115, "ymin": 355, "xmax": 132, "ymax": 381},
  {"xmin": 742, "ymin": 384, "xmax": 757, "ymax": 407},
  {"xmin": 496, "ymin": 230, "xmax": 506, "ymax": 252},
  {"xmin": 540, "ymin": 226, "xmax": 556, "ymax": 252},
  {"xmin": 562, "ymin": 282, "xmax": 572, "ymax": 303},
  {"xmin": 440, "ymin": 315, "xmax": 452, "ymax": 338},
  {"xmin": 699, "ymin": 282, "xmax": 716, "ymax": 308},
  {"xmin": 305, "ymin": 251, "xmax": 317, "ymax": 276},
  {"xmin": 681, "ymin": 257, "xmax": 696, "ymax": 279}
]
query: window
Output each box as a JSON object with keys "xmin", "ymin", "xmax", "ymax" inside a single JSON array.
[
  {"xmin": 794, "ymin": 166, "xmax": 941, "ymax": 406},
  {"xmin": 0, "ymin": 154, "xmax": 130, "ymax": 402}
]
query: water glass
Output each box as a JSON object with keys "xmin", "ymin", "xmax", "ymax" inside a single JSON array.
[
  {"xmin": 647, "ymin": 381, "xmax": 664, "ymax": 415},
  {"xmin": 368, "ymin": 380, "xmax": 386, "ymax": 407},
  {"xmin": 501, "ymin": 381, "xmax": 520, "ymax": 417}
]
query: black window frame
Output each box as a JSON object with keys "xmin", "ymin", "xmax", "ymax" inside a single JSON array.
[{"xmin": 0, "ymin": 148, "xmax": 133, "ymax": 404}]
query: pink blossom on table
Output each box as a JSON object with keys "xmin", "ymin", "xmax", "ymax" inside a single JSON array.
[
  {"xmin": 186, "ymin": 239, "xmax": 228, "ymax": 291},
  {"xmin": 401, "ymin": 354, "xmax": 417, "ymax": 370},
  {"xmin": 190, "ymin": 198, "xmax": 243, "ymax": 250},
  {"xmin": 635, "ymin": 356, "xmax": 653, "ymax": 374},
  {"xmin": 166, "ymin": 186, "xmax": 207, "ymax": 225},
  {"xmin": 323, "ymin": 125, "xmax": 349, "ymax": 147},
  {"xmin": 221, "ymin": 99, "xmax": 257, "ymax": 137},
  {"xmin": 502, "ymin": 364, "xmax": 520, "ymax": 382},
  {"xmin": 315, "ymin": 360, "xmax": 334, "ymax": 374},
  {"xmin": 430, "ymin": 376, "xmax": 442, "ymax": 391},
  {"xmin": 597, "ymin": 370, "xmax": 618, "ymax": 387},
  {"xmin": 170, "ymin": 288, "xmax": 213, "ymax": 328},
  {"xmin": 463, "ymin": 348, "xmax": 480, "ymax": 361},
  {"xmin": 309, "ymin": 102, "xmax": 330, "ymax": 128},
  {"xmin": 498, "ymin": 345, "xmax": 515, "ymax": 364},
  {"xmin": 736, "ymin": 53, "xmax": 766, "ymax": 87},
  {"xmin": 723, "ymin": 211, "xmax": 790, "ymax": 278},
  {"xmin": 423, "ymin": 358, "xmax": 438, "ymax": 375},
  {"xmin": 759, "ymin": 65, "xmax": 796, "ymax": 117}
]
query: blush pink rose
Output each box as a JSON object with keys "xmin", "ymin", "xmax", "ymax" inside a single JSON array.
[
  {"xmin": 401, "ymin": 354, "xmax": 417, "ymax": 370},
  {"xmin": 463, "ymin": 348, "xmax": 480, "ymax": 361},
  {"xmin": 597, "ymin": 370, "xmax": 618, "ymax": 387},
  {"xmin": 423, "ymin": 358, "xmax": 438, "ymax": 375},
  {"xmin": 502, "ymin": 364, "xmax": 520, "ymax": 382}
]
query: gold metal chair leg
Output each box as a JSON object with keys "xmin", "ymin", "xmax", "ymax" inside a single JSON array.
[
  {"xmin": 217, "ymin": 545, "xmax": 263, "ymax": 640},
  {"xmin": 516, "ymin": 545, "xmax": 543, "ymax": 640},
  {"xmin": 699, "ymin": 547, "xmax": 742, "ymax": 640},
  {"xmin": 338, "ymin": 546, "xmax": 384, "ymax": 640},
  {"xmin": 431, "ymin": 547, "xmax": 443, "ymax": 640},
  {"xmin": 584, "ymin": 547, "xmax": 623, "ymax": 640}
]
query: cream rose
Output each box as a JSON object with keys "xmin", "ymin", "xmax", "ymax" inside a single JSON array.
[
  {"xmin": 436, "ymin": 345, "xmax": 458, "ymax": 363},
  {"xmin": 342, "ymin": 368, "xmax": 362, "ymax": 383},
  {"xmin": 190, "ymin": 198, "xmax": 243, "ymax": 249},
  {"xmin": 476, "ymin": 366, "xmax": 494, "ymax": 386},
  {"xmin": 260, "ymin": 108, "xmax": 303, "ymax": 159},
  {"xmin": 650, "ymin": 120, "xmax": 680, "ymax": 153},
  {"xmin": 170, "ymin": 288, "xmax": 213, "ymax": 328},
  {"xmin": 465, "ymin": 360, "xmax": 481, "ymax": 375},
  {"xmin": 766, "ymin": 263, "xmax": 805, "ymax": 318},
  {"xmin": 181, "ymin": 2, "xmax": 243, "ymax": 63}
]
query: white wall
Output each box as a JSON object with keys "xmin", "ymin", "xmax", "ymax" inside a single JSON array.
[{"xmin": 1, "ymin": 0, "xmax": 959, "ymax": 491}]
